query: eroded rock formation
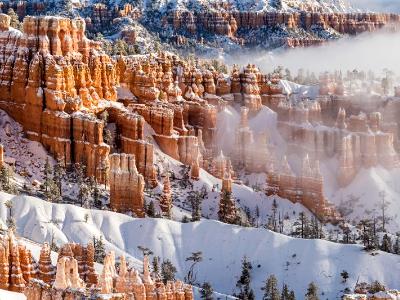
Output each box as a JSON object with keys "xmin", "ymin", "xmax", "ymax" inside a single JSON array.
[
  {"xmin": 167, "ymin": 10, "xmax": 400, "ymax": 46},
  {"xmin": 109, "ymin": 153, "xmax": 145, "ymax": 217},
  {"xmin": 0, "ymin": 232, "xmax": 194, "ymax": 299}
]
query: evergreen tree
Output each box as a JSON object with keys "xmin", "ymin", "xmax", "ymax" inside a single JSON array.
[
  {"xmin": 261, "ymin": 274, "xmax": 280, "ymax": 300},
  {"xmin": 42, "ymin": 158, "xmax": 57, "ymax": 201},
  {"xmin": 5, "ymin": 199, "xmax": 16, "ymax": 231},
  {"xmin": 79, "ymin": 181, "xmax": 91, "ymax": 208},
  {"xmin": 53, "ymin": 159, "xmax": 65, "ymax": 197},
  {"xmin": 200, "ymin": 282, "xmax": 214, "ymax": 300},
  {"xmin": 161, "ymin": 259, "xmax": 177, "ymax": 284},
  {"xmin": 0, "ymin": 166, "xmax": 8, "ymax": 190},
  {"xmin": 368, "ymin": 281, "xmax": 386, "ymax": 293},
  {"xmin": 380, "ymin": 234, "xmax": 393, "ymax": 253},
  {"xmin": 273, "ymin": 0, "xmax": 282, "ymax": 10},
  {"xmin": 90, "ymin": 177, "xmax": 101, "ymax": 208},
  {"xmin": 147, "ymin": 201, "xmax": 156, "ymax": 217},
  {"xmin": 74, "ymin": 163, "xmax": 86, "ymax": 186},
  {"xmin": 340, "ymin": 270, "xmax": 349, "ymax": 283},
  {"xmin": 112, "ymin": 39, "xmax": 128, "ymax": 55},
  {"xmin": 93, "ymin": 236, "xmax": 106, "ymax": 263},
  {"xmin": 188, "ymin": 191, "xmax": 202, "ymax": 222},
  {"xmin": 7, "ymin": 8, "xmax": 21, "ymax": 30},
  {"xmin": 218, "ymin": 190, "xmax": 237, "ymax": 224},
  {"xmin": 394, "ymin": 235, "xmax": 400, "ymax": 254},
  {"xmin": 305, "ymin": 282, "xmax": 319, "ymax": 300},
  {"xmin": 49, "ymin": 180, "xmax": 61, "ymax": 203},
  {"xmin": 152, "ymin": 256, "xmax": 161, "ymax": 277},
  {"xmin": 103, "ymin": 128, "xmax": 113, "ymax": 145},
  {"xmin": 43, "ymin": 158, "xmax": 52, "ymax": 191},
  {"xmin": 236, "ymin": 256, "xmax": 255, "ymax": 300},
  {"xmin": 0, "ymin": 165, "xmax": 17, "ymax": 194},
  {"xmin": 280, "ymin": 284, "xmax": 290, "ymax": 300},
  {"xmin": 288, "ymin": 291, "xmax": 296, "ymax": 300},
  {"xmin": 293, "ymin": 212, "xmax": 310, "ymax": 238}
]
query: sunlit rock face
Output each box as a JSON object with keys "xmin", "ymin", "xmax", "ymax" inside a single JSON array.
[
  {"xmin": 0, "ymin": 14, "xmax": 117, "ymax": 180},
  {"xmin": 109, "ymin": 153, "xmax": 145, "ymax": 217}
]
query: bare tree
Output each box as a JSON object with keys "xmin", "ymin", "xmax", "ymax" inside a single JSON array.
[{"xmin": 185, "ymin": 251, "xmax": 202, "ymax": 284}]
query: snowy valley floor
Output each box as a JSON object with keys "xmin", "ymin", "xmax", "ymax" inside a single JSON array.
[{"xmin": 1, "ymin": 192, "xmax": 399, "ymax": 299}]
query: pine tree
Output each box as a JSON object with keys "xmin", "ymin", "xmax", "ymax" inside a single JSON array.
[
  {"xmin": 7, "ymin": 8, "xmax": 21, "ymax": 30},
  {"xmin": 53, "ymin": 159, "xmax": 65, "ymax": 197},
  {"xmin": 288, "ymin": 291, "xmax": 296, "ymax": 300},
  {"xmin": 293, "ymin": 212, "xmax": 310, "ymax": 238},
  {"xmin": 0, "ymin": 165, "xmax": 17, "ymax": 194},
  {"xmin": 261, "ymin": 274, "xmax": 280, "ymax": 300},
  {"xmin": 74, "ymin": 163, "xmax": 86, "ymax": 186},
  {"xmin": 5, "ymin": 199, "xmax": 16, "ymax": 231},
  {"xmin": 236, "ymin": 256, "xmax": 255, "ymax": 300},
  {"xmin": 90, "ymin": 177, "xmax": 101, "ymax": 208},
  {"xmin": 112, "ymin": 39, "xmax": 128, "ymax": 55},
  {"xmin": 394, "ymin": 235, "xmax": 400, "ymax": 254},
  {"xmin": 93, "ymin": 236, "xmax": 106, "ymax": 263},
  {"xmin": 49, "ymin": 180, "xmax": 61, "ymax": 203},
  {"xmin": 281, "ymin": 284, "xmax": 291, "ymax": 300},
  {"xmin": 305, "ymin": 282, "xmax": 319, "ymax": 300},
  {"xmin": 161, "ymin": 259, "xmax": 177, "ymax": 284},
  {"xmin": 0, "ymin": 166, "xmax": 7, "ymax": 190},
  {"xmin": 380, "ymin": 234, "xmax": 393, "ymax": 253},
  {"xmin": 200, "ymin": 282, "xmax": 214, "ymax": 300},
  {"xmin": 218, "ymin": 190, "xmax": 237, "ymax": 224},
  {"xmin": 152, "ymin": 256, "xmax": 161, "ymax": 278},
  {"xmin": 103, "ymin": 128, "xmax": 113, "ymax": 145},
  {"xmin": 79, "ymin": 181, "xmax": 91, "ymax": 208},
  {"xmin": 340, "ymin": 270, "xmax": 349, "ymax": 283},
  {"xmin": 43, "ymin": 158, "xmax": 52, "ymax": 192},
  {"xmin": 147, "ymin": 201, "xmax": 156, "ymax": 217},
  {"xmin": 368, "ymin": 281, "xmax": 386, "ymax": 293},
  {"xmin": 188, "ymin": 191, "xmax": 202, "ymax": 222}
]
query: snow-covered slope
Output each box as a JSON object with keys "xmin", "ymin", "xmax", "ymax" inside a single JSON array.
[
  {"xmin": 1, "ymin": 192, "xmax": 399, "ymax": 299},
  {"xmin": 0, "ymin": 110, "xmax": 53, "ymax": 181},
  {"xmin": 0, "ymin": 289, "xmax": 26, "ymax": 300},
  {"xmin": 323, "ymin": 164, "xmax": 400, "ymax": 232}
]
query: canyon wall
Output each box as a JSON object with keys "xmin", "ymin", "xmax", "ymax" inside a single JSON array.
[{"xmin": 166, "ymin": 11, "xmax": 400, "ymax": 45}]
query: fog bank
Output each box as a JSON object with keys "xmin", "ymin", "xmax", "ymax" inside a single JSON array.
[
  {"xmin": 350, "ymin": 0, "xmax": 400, "ymax": 13},
  {"xmin": 224, "ymin": 28, "xmax": 400, "ymax": 74}
]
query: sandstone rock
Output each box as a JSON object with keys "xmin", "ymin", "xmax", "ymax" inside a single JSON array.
[
  {"xmin": 159, "ymin": 172, "xmax": 172, "ymax": 217},
  {"xmin": 38, "ymin": 243, "xmax": 55, "ymax": 284},
  {"xmin": 109, "ymin": 153, "xmax": 145, "ymax": 217}
]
